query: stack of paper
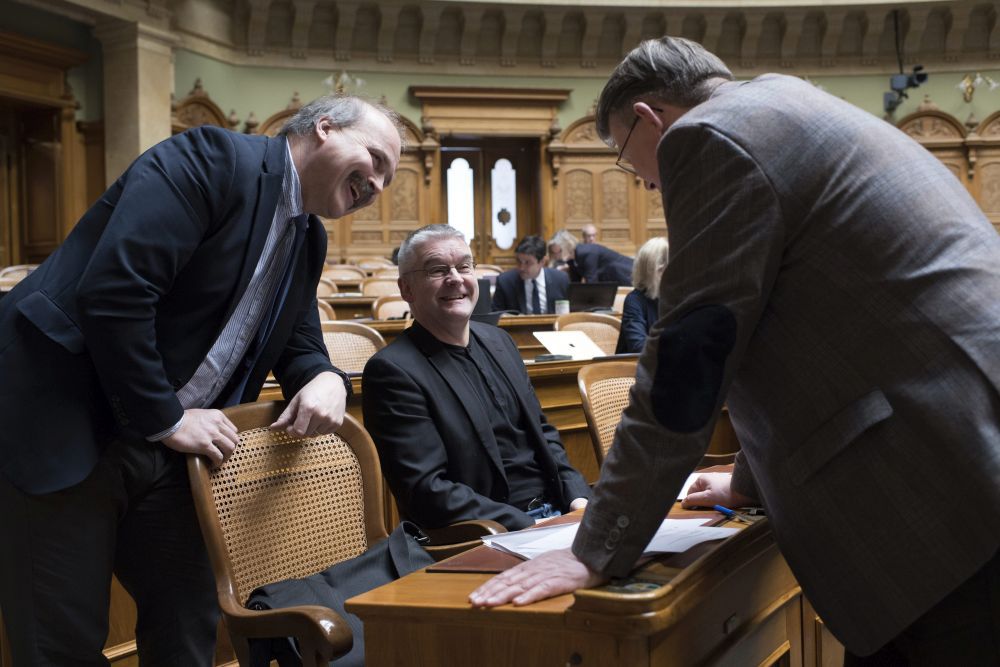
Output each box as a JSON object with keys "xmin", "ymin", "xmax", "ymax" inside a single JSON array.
[{"xmin": 482, "ymin": 518, "xmax": 738, "ymax": 560}]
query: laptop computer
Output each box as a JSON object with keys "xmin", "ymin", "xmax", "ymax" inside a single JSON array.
[
  {"xmin": 567, "ymin": 282, "xmax": 618, "ymax": 312},
  {"xmin": 533, "ymin": 330, "xmax": 607, "ymax": 361}
]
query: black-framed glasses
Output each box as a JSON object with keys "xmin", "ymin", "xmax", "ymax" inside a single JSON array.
[
  {"xmin": 615, "ymin": 106, "xmax": 663, "ymax": 175},
  {"xmin": 404, "ymin": 261, "xmax": 476, "ymax": 280}
]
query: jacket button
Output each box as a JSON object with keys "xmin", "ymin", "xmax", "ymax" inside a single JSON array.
[
  {"xmin": 617, "ymin": 516, "xmax": 629, "ymax": 528},
  {"xmin": 604, "ymin": 539, "xmax": 616, "ymax": 551},
  {"xmin": 608, "ymin": 528, "xmax": 621, "ymax": 541}
]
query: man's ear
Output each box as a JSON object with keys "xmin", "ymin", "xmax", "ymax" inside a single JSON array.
[
  {"xmin": 316, "ymin": 117, "xmax": 333, "ymax": 142},
  {"xmin": 633, "ymin": 102, "xmax": 664, "ymax": 131},
  {"xmin": 398, "ymin": 275, "xmax": 414, "ymax": 303}
]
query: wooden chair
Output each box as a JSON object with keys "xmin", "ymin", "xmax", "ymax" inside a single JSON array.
[
  {"xmin": 578, "ymin": 361, "xmax": 741, "ymax": 470},
  {"xmin": 0, "ymin": 264, "xmax": 38, "ymax": 290},
  {"xmin": 350, "ymin": 256, "xmax": 395, "ymax": 272},
  {"xmin": 554, "ymin": 312, "xmax": 621, "ymax": 356},
  {"xmin": 188, "ymin": 402, "xmax": 503, "ymax": 667},
  {"xmin": 360, "ymin": 277, "xmax": 400, "ymax": 297},
  {"xmin": 371, "ymin": 295, "xmax": 410, "ymax": 320},
  {"xmin": 612, "ymin": 286, "xmax": 631, "ymax": 313},
  {"xmin": 321, "ymin": 321, "xmax": 385, "ymax": 374},
  {"xmin": 316, "ymin": 277, "xmax": 338, "ymax": 297},
  {"xmin": 322, "ymin": 265, "xmax": 367, "ymax": 282},
  {"xmin": 316, "ymin": 299, "xmax": 336, "ymax": 321},
  {"xmin": 372, "ymin": 267, "xmax": 399, "ymax": 278},
  {"xmin": 474, "ymin": 264, "xmax": 503, "ymax": 278}
]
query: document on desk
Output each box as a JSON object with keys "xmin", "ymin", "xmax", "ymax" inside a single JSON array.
[{"xmin": 482, "ymin": 519, "xmax": 738, "ymax": 560}]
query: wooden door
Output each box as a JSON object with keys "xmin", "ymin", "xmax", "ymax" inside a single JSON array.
[{"xmin": 440, "ymin": 137, "xmax": 540, "ymax": 268}]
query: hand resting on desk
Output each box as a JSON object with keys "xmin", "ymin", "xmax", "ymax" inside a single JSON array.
[
  {"xmin": 468, "ymin": 547, "xmax": 606, "ymax": 608},
  {"xmin": 680, "ymin": 472, "xmax": 755, "ymax": 510}
]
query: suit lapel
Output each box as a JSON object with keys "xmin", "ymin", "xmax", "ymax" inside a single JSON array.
[
  {"xmin": 409, "ymin": 324, "xmax": 507, "ymax": 479},
  {"xmin": 225, "ymin": 134, "xmax": 287, "ymax": 322}
]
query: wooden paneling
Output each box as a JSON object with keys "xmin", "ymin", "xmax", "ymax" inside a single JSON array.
[{"xmin": 548, "ymin": 114, "xmax": 647, "ymax": 255}]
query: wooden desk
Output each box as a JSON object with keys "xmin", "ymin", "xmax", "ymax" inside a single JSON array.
[
  {"xmin": 321, "ymin": 295, "xmax": 375, "ymax": 320},
  {"xmin": 347, "ymin": 516, "xmax": 841, "ymax": 666}
]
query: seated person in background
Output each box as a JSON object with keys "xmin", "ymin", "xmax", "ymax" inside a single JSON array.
[
  {"xmin": 363, "ymin": 224, "xmax": 590, "ymax": 531},
  {"xmin": 547, "ymin": 240, "xmax": 568, "ymax": 269},
  {"xmin": 549, "ymin": 229, "xmax": 634, "ymax": 286},
  {"xmin": 581, "ymin": 223, "xmax": 598, "ymax": 244},
  {"xmin": 616, "ymin": 237, "xmax": 669, "ymax": 353},
  {"xmin": 492, "ymin": 235, "xmax": 570, "ymax": 314}
]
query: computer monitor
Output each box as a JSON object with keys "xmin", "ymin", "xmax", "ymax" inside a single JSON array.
[
  {"xmin": 567, "ymin": 282, "xmax": 618, "ymax": 312},
  {"xmin": 470, "ymin": 278, "xmax": 503, "ymax": 326}
]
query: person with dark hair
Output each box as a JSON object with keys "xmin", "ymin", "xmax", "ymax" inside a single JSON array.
[
  {"xmin": 0, "ymin": 94, "xmax": 402, "ymax": 665},
  {"xmin": 363, "ymin": 225, "xmax": 590, "ymax": 531},
  {"xmin": 549, "ymin": 229, "xmax": 634, "ymax": 286},
  {"xmin": 492, "ymin": 235, "xmax": 570, "ymax": 314},
  {"xmin": 615, "ymin": 236, "xmax": 668, "ymax": 353},
  {"xmin": 473, "ymin": 36, "xmax": 1000, "ymax": 666}
]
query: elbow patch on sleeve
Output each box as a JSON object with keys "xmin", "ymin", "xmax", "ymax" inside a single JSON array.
[{"xmin": 651, "ymin": 305, "xmax": 737, "ymax": 433}]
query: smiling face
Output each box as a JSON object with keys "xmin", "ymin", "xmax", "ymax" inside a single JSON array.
[
  {"xmin": 297, "ymin": 106, "xmax": 402, "ymax": 219},
  {"xmin": 399, "ymin": 236, "xmax": 478, "ymax": 345}
]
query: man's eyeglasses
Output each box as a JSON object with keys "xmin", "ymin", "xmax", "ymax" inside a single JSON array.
[
  {"xmin": 616, "ymin": 106, "xmax": 663, "ymax": 175},
  {"xmin": 405, "ymin": 261, "xmax": 476, "ymax": 280}
]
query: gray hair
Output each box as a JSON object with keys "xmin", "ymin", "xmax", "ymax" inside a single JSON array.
[
  {"xmin": 595, "ymin": 36, "xmax": 733, "ymax": 145},
  {"xmin": 397, "ymin": 224, "xmax": 468, "ymax": 274},
  {"xmin": 632, "ymin": 236, "xmax": 669, "ymax": 300},
  {"xmin": 279, "ymin": 93, "xmax": 406, "ymax": 147},
  {"xmin": 548, "ymin": 229, "xmax": 579, "ymax": 259}
]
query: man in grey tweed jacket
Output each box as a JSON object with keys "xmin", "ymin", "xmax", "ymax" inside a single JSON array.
[{"xmin": 472, "ymin": 37, "xmax": 1000, "ymax": 664}]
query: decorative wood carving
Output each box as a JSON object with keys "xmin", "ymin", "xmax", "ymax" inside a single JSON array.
[
  {"xmin": 565, "ymin": 170, "xmax": 594, "ymax": 222},
  {"xmin": 254, "ymin": 91, "xmax": 303, "ymax": 136},
  {"xmin": 171, "ymin": 79, "xmax": 239, "ymax": 134}
]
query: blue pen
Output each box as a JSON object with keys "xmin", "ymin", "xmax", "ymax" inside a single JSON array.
[{"xmin": 713, "ymin": 505, "xmax": 754, "ymax": 524}]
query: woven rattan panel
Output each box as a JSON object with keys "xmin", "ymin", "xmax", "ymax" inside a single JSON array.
[
  {"xmin": 210, "ymin": 427, "xmax": 369, "ymax": 604},
  {"xmin": 591, "ymin": 376, "xmax": 636, "ymax": 458},
  {"xmin": 323, "ymin": 332, "xmax": 379, "ymax": 373},
  {"xmin": 565, "ymin": 323, "xmax": 619, "ymax": 356}
]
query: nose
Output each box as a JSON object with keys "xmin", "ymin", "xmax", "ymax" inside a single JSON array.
[{"xmin": 369, "ymin": 174, "xmax": 385, "ymax": 195}]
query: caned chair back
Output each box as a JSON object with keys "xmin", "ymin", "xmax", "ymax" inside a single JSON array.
[
  {"xmin": 372, "ymin": 295, "xmax": 411, "ymax": 320},
  {"xmin": 322, "ymin": 265, "xmax": 367, "ymax": 282},
  {"xmin": 578, "ymin": 360, "xmax": 638, "ymax": 466},
  {"xmin": 316, "ymin": 277, "xmax": 338, "ymax": 296},
  {"xmin": 321, "ymin": 321, "xmax": 386, "ymax": 373},
  {"xmin": 578, "ymin": 361, "xmax": 741, "ymax": 470},
  {"xmin": 474, "ymin": 264, "xmax": 503, "ymax": 277},
  {"xmin": 554, "ymin": 312, "xmax": 621, "ymax": 356},
  {"xmin": 0, "ymin": 264, "xmax": 38, "ymax": 290},
  {"xmin": 351, "ymin": 256, "xmax": 395, "ymax": 271},
  {"xmin": 612, "ymin": 286, "xmax": 631, "ymax": 313},
  {"xmin": 188, "ymin": 404, "xmax": 387, "ymax": 661},
  {"xmin": 360, "ymin": 277, "xmax": 400, "ymax": 297},
  {"xmin": 316, "ymin": 299, "xmax": 336, "ymax": 321}
]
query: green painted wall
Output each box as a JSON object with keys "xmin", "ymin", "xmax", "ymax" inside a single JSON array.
[
  {"xmin": 0, "ymin": 0, "xmax": 103, "ymax": 121},
  {"xmin": 176, "ymin": 48, "xmax": 1000, "ymax": 132}
]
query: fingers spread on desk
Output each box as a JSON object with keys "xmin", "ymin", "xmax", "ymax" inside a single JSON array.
[{"xmin": 468, "ymin": 548, "xmax": 604, "ymax": 608}]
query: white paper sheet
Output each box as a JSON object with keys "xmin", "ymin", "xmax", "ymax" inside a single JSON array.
[{"xmin": 482, "ymin": 518, "xmax": 738, "ymax": 560}]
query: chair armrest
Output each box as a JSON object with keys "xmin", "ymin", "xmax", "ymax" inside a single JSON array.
[
  {"xmin": 421, "ymin": 520, "xmax": 507, "ymax": 561},
  {"xmin": 221, "ymin": 598, "xmax": 353, "ymax": 663}
]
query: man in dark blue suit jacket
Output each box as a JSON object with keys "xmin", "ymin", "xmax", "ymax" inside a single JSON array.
[
  {"xmin": 0, "ymin": 96, "xmax": 401, "ymax": 665},
  {"xmin": 491, "ymin": 235, "xmax": 569, "ymax": 314}
]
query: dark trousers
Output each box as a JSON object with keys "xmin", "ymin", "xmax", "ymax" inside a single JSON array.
[
  {"xmin": 0, "ymin": 437, "xmax": 218, "ymax": 666},
  {"xmin": 844, "ymin": 547, "xmax": 1000, "ymax": 666}
]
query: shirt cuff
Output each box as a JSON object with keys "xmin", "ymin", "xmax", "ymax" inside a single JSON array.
[{"xmin": 147, "ymin": 415, "xmax": 184, "ymax": 442}]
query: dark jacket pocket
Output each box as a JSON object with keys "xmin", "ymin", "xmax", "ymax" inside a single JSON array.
[
  {"xmin": 16, "ymin": 291, "xmax": 86, "ymax": 354},
  {"xmin": 788, "ymin": 389, "xmax": 893, "ymax": 485}
]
